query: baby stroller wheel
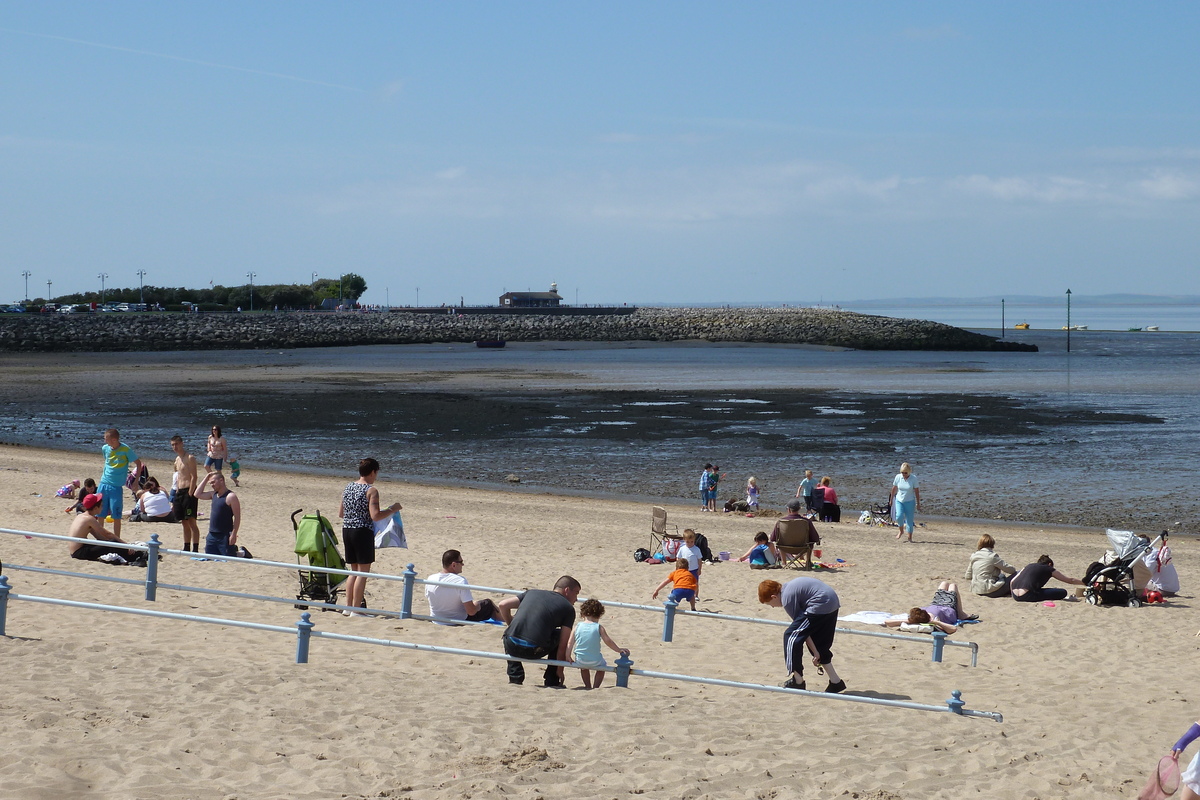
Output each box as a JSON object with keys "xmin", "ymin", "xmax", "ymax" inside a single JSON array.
[
  {"xmin": 1127, "ymin": 595, "xmax": 1142, "ymax": 608},
  {"xmin": 1084, "ymin": 589, "xmax": 1099, "ymax": 605}
]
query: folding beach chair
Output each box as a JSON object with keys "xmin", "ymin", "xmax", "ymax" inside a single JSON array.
[
  {"xmin": 775, "ymin": 518, "xmax": 817, "ymax": 570},
  {"xmin": 650, "ymin": 506, "xmax": 683, "ymax": 558}
]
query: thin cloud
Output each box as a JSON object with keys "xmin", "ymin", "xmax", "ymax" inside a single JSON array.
[
  {"xmin": 1, "ymin": 27, "xmax": 364, "ymax": 92},
  {"xmin": 1137, "ymin": 171, "xmax": 1200, "ymax": 201},
  {"xmin": 378, "ymin": 79, "xmax": 405, "ymax": 100},
  {"xmin": 948, "ymin": 174, "xmax": 1112, "ymax": 204}
]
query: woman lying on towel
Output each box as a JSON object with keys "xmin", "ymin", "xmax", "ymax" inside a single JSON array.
[{"xmin": 882, "ymin": 580, "xmax": 977, "ymax": 634}]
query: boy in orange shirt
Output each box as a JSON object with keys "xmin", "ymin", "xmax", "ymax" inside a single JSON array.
[{"xmin": 651, "ymin": 557, "xmax": 699, "ymax": 611}]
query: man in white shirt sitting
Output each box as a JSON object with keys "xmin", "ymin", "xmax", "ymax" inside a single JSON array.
[{"xmin": 425, "ymin": 549, "xmax": 500, "ymax": 625}]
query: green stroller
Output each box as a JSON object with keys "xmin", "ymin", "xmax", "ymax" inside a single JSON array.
[{"xmin": 291, "ymin": 509, "xmax": 346, "ymax": 610}]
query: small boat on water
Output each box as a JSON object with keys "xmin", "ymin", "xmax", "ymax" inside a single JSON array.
[
  {"xmin": 1147, "ymin": 326, "xmax": 1160, "ymax": 331},
  {"xmin": 474, "ymin": 338, "xmax": 506, "ymax": 349},
  {"xmin": 1061, "ymin": 325, "xmax": 1087, "ymax": 331},
  {"xmin": 1014, "ymin": 322, "xmax": 1030, "ymax": 330}
]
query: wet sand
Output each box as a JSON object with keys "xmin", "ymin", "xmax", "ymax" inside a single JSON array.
[{"xmin": 0, "ymin": 349, "xmax": 1180, "ymax": 529}]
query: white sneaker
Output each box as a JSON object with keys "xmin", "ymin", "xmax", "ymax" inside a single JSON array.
[{"xmin": 98, "ymin": 553, "xmax": 127, "ymax": 565}]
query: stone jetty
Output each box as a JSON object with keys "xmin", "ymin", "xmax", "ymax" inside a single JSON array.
[{"xmin": 0, "ymin": 307, "xmax": 1036, "ymax": 352}]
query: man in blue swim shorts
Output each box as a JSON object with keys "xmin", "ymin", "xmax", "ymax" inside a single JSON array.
[{"xmin": 99, "ymin": 428, "xmax": 142, "ymax": 541}]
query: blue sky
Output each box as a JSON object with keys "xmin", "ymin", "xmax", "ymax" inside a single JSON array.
[{"xmin": 3, "ymin": 2, "xmax": 1199, "ymax": 307}]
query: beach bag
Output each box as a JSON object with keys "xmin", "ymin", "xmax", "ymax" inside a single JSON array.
[
  {"xmin": 373, "ymin": 512, "xmax": 407, "ymax": 549},
  {"xmin": 1137, "ymin": 755, "xmax": 1180, "ymax": 800},
  {"xmin": 633, "ymin": 548, "xmax": 651, "ymax": 562},
  {"xmin": 693, "ymin": 532, "xmax": 714, "ymax": 562},
  {"xmin": 661, "ymin": 537, "xmax": 682, "ymax": 560}
]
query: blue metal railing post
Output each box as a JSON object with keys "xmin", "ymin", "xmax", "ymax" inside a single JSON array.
[
  {"xmin": 931, "ymin": 630, "xmax": 946, "ymax": 663},
  {"xmin": 145, "ymin": 534, "xmax": 161, "ymax": 601},
  {"xmin": 946, "ymin": 689, "xmax": 965, "ymax": 715},
  {"xmin": 296, "ymin": 612, "xmax": 315, "ymax": 664},
  {"xmin": 661, "ymin": 598, "xmax": 678, "ymax": 642},
  {"xmin": 0, "ymin": 575, "xmax": 10, "ymax": 636},
  {"xmin": 615, "ymin": 652, "xmax": 633, "ymax": 688},
  {"xmin": 401, "ymin": 564, "xmax": 417, "ymax": 620}
]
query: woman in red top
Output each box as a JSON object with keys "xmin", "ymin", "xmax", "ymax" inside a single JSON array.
[{"xmin": 818, "ymin": 476, "xmax": 840, "ymax": 523}]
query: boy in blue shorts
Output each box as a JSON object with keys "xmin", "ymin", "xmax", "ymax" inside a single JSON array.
[
  {"xmin": 651, "ymin": 557, "xmax": 699, "ymax": 611},
  {"xmin": 99, "ymin": 428, "xmax": 142, "ymax": 541}
]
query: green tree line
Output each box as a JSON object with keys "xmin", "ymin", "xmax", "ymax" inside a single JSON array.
[{"xmin": 38, "ymin": 274, "xmax": 368, "ymax": 310}]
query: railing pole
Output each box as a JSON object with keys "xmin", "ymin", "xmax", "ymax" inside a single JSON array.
[
  {"xmin": 615, "ymin": 653, "xmax": 633, "ymax": 688},
  {"xmin": 145, "ymin": 534, "xmax": 161, "ymax": 601},
  {"xmin": 661, "ymin": 598, "xmax": 678, "ymax": 642},
  {"xmin": 295, "ymin": 612, "xmax": 315, "ymax": 664},
  {"xmin": 400, "ymin": 563, "xmax": 417, "ymax": 620},
  {"xmin": 946, "ymin": 689, "xmax": 965, "ymax": 715},
  {"xmin": 969, "ymin": 642, "xmax": 978, "ymax": 668},
  {"xmin": 931, "ymin": 630, "xmax": 946, "ymax": 663},
  {"xmin": 0, "ymin": 575, "xmax": 10, "ymax": 636}
]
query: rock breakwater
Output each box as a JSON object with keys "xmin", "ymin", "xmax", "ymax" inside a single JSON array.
[{"xmin": 0, "ymin": 307, "xmax": 1036, "ymax": 352}]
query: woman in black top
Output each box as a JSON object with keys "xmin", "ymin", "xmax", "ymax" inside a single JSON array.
[{"xmin": 1011, "ymin": 555, "xmax": 1084, "ymax": 602}]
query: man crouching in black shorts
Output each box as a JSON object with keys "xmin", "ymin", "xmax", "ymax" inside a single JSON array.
[{"xmin": 68, "ymin": 493, "xmax": 137, "ymax": 563}]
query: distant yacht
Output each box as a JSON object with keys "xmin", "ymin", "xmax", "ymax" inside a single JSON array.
[
  {"xmin": 1147, "ymin": 325, "xmax": 1160, "ymax": 331},
  {"xmin": 1061, "ymin": 325, "xmax": 1087, "ymax": 331},
  {"xmin": 1014, "ymin": 322, "xmax": 1030, "ymax": 330}
]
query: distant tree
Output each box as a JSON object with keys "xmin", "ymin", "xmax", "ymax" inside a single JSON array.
[{"xmin": 340, "ymin": 273, "xmax": 368, "ymax": 302}]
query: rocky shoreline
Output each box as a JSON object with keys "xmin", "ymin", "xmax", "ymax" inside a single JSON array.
[{"xmin": 0, "ymin": 306, "xmax": 1036, "ymax": 352}]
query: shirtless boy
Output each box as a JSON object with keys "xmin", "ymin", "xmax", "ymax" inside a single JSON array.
[
  {"xmin": 68, "ymin": 493, "xmax": 135, "ymax": 561},
  {"xmin": 171, "ymin": 435, "xmax": 201, "ymax": 552}
]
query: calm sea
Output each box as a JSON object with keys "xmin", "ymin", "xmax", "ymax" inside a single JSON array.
[{"xmin": 2, "ymin": 319, "xmax": 1197, "ymax": 531}]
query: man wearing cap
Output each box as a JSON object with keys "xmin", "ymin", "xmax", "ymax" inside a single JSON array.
[{"xmin": 68, "ymin": 493, "xmax": 135, "ymax": 562}]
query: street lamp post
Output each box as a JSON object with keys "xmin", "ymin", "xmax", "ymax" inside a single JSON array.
[
  {"xmin": 136, "ymin": 270, "xmax": 147, "ymax": 306},
  {"xmin": 247, "ymin": 271, "xmax": 257, "ymax": 312},
  {"xmin": 1001, "ymin": 298, "xmax": 1005, "ymax": 338},
  {"xmin": 416, "ymin": 287, "xmax": 419, "ymax": 307},
  {"xmin": 98, "ymin": 273, "xmax": 108, "ymax": 305},
  {"xmin": 1065, "ymin": 289, "xmax": 1072, "ymax": 353},
  {"xmin": 20, "ymin": 270, "xmax": 31, "ymax": 303}
]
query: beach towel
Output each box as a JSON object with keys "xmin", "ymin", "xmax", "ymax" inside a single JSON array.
[{"xmin": 837, "ymin": 611, "xmax": 894, "ymax": 625}]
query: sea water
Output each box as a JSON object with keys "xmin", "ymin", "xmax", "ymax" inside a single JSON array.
[{"xmin": 2, "ymin": 328, "xmax": 1197, "ymax": 530}]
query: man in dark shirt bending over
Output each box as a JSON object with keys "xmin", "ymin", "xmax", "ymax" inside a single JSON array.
[{"xmin": 497, "ymin": 576, "xmax": 582, "ymax": 687}]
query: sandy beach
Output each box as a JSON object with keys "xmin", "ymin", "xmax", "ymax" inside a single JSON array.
[{"xmin": 1, "ymin": 443, "xmax": 1195, "ymax": 799}]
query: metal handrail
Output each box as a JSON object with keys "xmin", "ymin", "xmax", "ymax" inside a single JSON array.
[
  {"xmin": 0, "ymin": 578, "xmax": 1001, "ymax": 722},
  {"xmin": 1, "ymin": 527, "xmax": 980, "ymax": 665}
]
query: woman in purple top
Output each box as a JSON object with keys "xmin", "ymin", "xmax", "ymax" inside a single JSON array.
[{"xmin": 885, "ymin": 580, "xmax": 976, "ymax": 633}]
